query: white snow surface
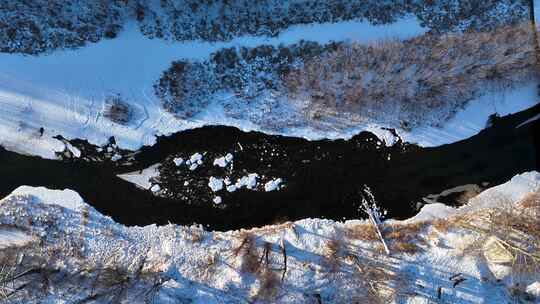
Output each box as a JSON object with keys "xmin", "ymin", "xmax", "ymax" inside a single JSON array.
[
  {"xmin": 0, "ymin": 227, "xmax": 34, "ymax": 249},
  {"xmin": 10, "ymin": 185, "xmax": 86, "ymax": 211},
  {"xmin": 0, "ymin": 17, "xmax": 430, "ymax": 159},
  {"xmin": 400, "ymin": 82, "xmax": 539, "ymax": 146},
  {"xmin": 1, "ymin": 172, "xmax": 539, "ymax": 303}
]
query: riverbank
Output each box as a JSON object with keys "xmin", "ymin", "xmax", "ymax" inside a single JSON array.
[
  {"xmin": 0, "ymin": 103, "xmax": 538, "ymax": 231},
  {"xmin": 0, "ymin": 171, "xmax": 538, "ymax": 303}
]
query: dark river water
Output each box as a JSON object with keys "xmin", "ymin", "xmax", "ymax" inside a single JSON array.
[{"xmin": 1, "ymin": 104, "xmax": 539, "ymax": 231}]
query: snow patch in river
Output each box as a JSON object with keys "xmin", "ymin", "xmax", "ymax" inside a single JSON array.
[
  {"xmin": 117, "ymin": 163, "xmax": 161, "ymax": 190},
  {"xmin": 0, "ymin": 17, "xmax": 426, "ymax": 159}
]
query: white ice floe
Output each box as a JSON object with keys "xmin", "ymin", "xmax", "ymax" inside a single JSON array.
[
  {"xmin": 117, "ymin": 163, "xmax": 161, "ymax": 190},
  {"xmin": 212, "ymin": 196, "xmax": 222, "ymax": 205},
  {"xmin": 226, "ymin": 185, "xmax": 237, "ymax": 192},
  {"xmin": 186, "ymin": 153, "xmax": 203, "ymax": 170},
  {"xmin": 189, "ymin": 153, "xmax": 203, "ymax": 164},
  {"xmin": 264, "ymin": 178, "xmax": 283, "ymax": 192},
  {"xmin": 235, "ymin": 173, "xmax": 259, "ymax": 190},
  {"xmin": 64, "ymin": 142, "xmax": 81, "ymax": 158},
  {"xmin": 173, "ymin": 157, "xmax": 184, "ymax": 166},
  {"xmin": 111, "ymin": 153, "xmax": 122, "ymax": 161},
  {"xmin": 150, "ymin": 184, "xmax": 161, "ymax": 193},
  {"xmin": 213, "ymin": 153, "xmax": 234, "ymax": 168},
  {"xmin": 213, "ymin": 157, "xmax": 227, "ymax": 168},
  {"xmin": 208, "ymin": 177, "xmax": 224, "ymax": 192}
]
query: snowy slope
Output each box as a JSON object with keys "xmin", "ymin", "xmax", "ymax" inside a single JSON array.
[{"xmin": 0, "ymin": 172, "xmax": 539, "ymax": 303}]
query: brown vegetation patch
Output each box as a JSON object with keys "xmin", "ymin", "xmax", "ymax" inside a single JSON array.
[
  {"xmin": 382, "ymin": 222, "xmax": 427, "ymax": 254},
  {"xmin": 345, "ymin": 223, "xmax": 379, "ymax": 242},
  {"xmin": 103, "ymin": 94, "xmax": 133, "ymax": 125},
  {"xmin": 284, "ymin": 23, "xmax": 535, "ymax": 126}
]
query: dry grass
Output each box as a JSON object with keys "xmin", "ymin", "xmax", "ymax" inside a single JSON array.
[
  {"xmin": 345, "ymin": 223, "xmax": 379, "ymax": 242},
  {"xmin": 432, "ymin": 219, "xmax": 451, "ymax": 233},
  {"xmin": 186, "ymin": 226, "xmax": 206, "ymax": 243},
  {"xmin": 231, "ymin": 233, "xmax": 284, "ymax": 301},
  {"xmin": 284, "ymin": 23, "xmax": 536, "ymax": 126},
  {"xmin": 348, "ymin": 254, "xmax": 401, "ymax": 303},
  {"xmin": 255, "ymin": 269, "xmax": 281, "ymax": 302},
  {"xmin": 323, "ymin": 236, "xmax": 345, "ymax": 272},
  {"xmin": 520, "ymin": 190, "xmax": 540, "ymax": 210},
  {"xmin": 233, "ymin": 233, "xmax": 261, "ymax": 274},
  {"xmin": 382, "ymin": 222, "xmax": 427, "ymax": 254},
  {"xmin": 346, "ymin": 220, "xmax": 428, "ymax": 254},
  {"xmin": 103, "ymin": 94, "xmax": 133, "ymax": 125},
  {"xmin": 198, "ymin": 252, "xmax": 219, "ymax": 281},
  {"xmin": 446, "ymin": 194, "xmax": 540, "ymax": 287}
]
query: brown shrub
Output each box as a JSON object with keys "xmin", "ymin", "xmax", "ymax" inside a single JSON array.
[
  {"xmin": 432, "ymin": 219, "xmax": 451, "ymax": 233},
  {"xmin": 283, "ymin": 23, "xmax": 535, "ymax": 127},
  {"xmin": 103, "ymin": 95, "xmax": 132, "ymax": 125},
  {"xmin": 323, "ymin": 236, "xmax": 345, "ymax": 272},
  {"xmin": 345, "ymin": 223, "xmax": 379, "ymax": 242},
  {"xmin": 520, "ymin": 190, "xmax": 540, "ymax": 210},
  {"xmin": 233, "ymin": 233, "xmax": 260, "ymax": 274},
  {"xmin": 255, "ymin": 269, "xmax": 280, "ymax": 301},
  {"xmin": 186, "ymin": 226, "xmax": 206, "ymax": 243},
  {"xmin": 383, "ymin": 222, "xmax": 427, "ymax": 254}
]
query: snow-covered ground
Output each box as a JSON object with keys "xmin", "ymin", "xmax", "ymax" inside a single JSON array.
[
  {"xmin": 0, "ymin": 172, "xmax": 539, "ymax": 303},
  {"xmin": 3, "ymin": 14, "xmax": 536, "ymax": 159},
  {"xmin": 0, "ymin": 17, "xmax": 425, "ymax": 159}
]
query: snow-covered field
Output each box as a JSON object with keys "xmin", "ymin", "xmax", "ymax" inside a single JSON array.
[
  {"xmin": 0, "ymin": 172, "xmax": 539, "ymax": 303},
  {"xmin": 1, "ymin": 14, "xmax": 536, "ymax": 159},
  {"xmin": 0, "ymin": 17, "xmax": 425, "ymax": 159}
]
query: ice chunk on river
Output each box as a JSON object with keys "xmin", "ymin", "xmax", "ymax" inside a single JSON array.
[
  {"xmin": 190, "ymin": 153, "xmax": 203, "ymax": 163},
  {"xmin": 208, "ymin": 177, "xmax": 224, "ymax": 192},
  {"xmin": 264, "ymin": 178, "xmax": 283, "ymax": 192},
  {"xmin": 150, "ymin": 184, "xmax": 161, "ymax": 193},
  {"xmin": 236, "ymin": 173, "xmax": 259, "ymax": 189},
  {"xmin": 213, "ymin": 153, "xmax": 234, "ymax": 168},
  {"xmin": 173, "ymin": 157, "xmax": 184, "ymax": 166}
]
